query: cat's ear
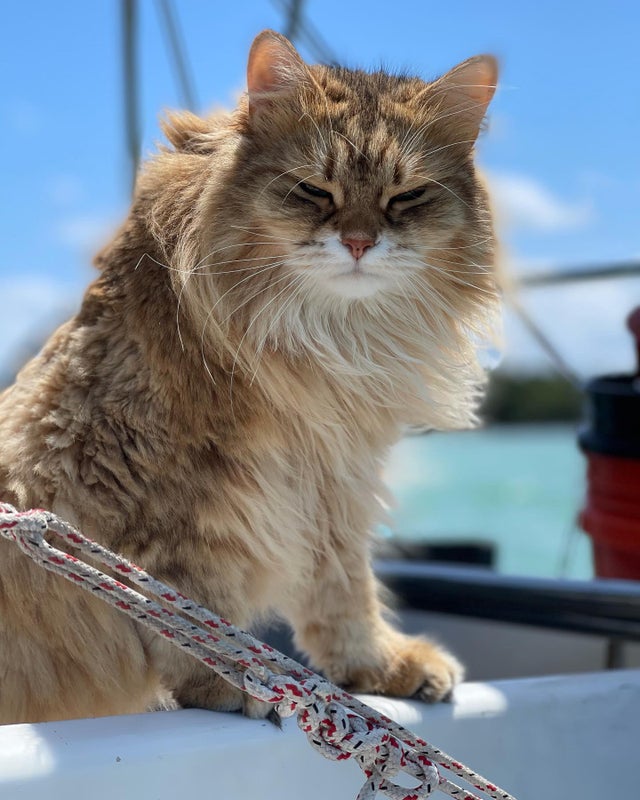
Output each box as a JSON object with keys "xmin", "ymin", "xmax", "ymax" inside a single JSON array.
[
  {"xmin": 433, "ymin": 55, "xmax": 498, "ymax": 143},
  {"xmin": 246, "ymin": 30, "xmax": 310, "ymax": 116}
]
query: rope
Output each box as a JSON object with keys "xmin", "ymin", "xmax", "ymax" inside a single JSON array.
[{"xmin": 0, "ymin": 504, "xmax": 516, "ymax": 800}]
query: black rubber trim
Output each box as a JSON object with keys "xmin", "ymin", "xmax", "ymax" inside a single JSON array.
[{"xmin": 376, "ymin": 560, "xmax": 640, "ymax": 641}]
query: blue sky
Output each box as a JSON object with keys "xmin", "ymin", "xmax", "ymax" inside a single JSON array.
[{"xmin": 1, "ymin": 0, "xmax": 639, "ymax": 378}]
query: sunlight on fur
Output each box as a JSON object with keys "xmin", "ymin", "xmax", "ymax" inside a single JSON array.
[{"xmin": 0, "ymin": 30, "xmax": 499, "ymax": 724}]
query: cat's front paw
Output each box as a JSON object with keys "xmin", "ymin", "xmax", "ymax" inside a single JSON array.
[
  {"xmin": 343, "ymin": 636, "xmax": 463, "ymax": 703},
  {"xmin": 174, "ymin": 673, "xmax": 274, "ymax": 719}
]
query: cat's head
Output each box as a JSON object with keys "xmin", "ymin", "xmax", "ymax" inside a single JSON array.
[
  {"xmin": 211, "ymin": 30, "xmax": 499, "ymax": 307},
  {"xmin": 155, "ymin": 31, "xmax": 499, "ymax": 415}
]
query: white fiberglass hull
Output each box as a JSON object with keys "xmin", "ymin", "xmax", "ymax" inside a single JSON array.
[{"xmin": 1, "ymin": 669, "xmax": 638, "ymax": 800}]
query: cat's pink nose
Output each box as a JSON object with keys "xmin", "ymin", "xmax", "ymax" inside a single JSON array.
[{"xmin": 341, "ymin": 235, "xmax": 375, "ymax": 260}]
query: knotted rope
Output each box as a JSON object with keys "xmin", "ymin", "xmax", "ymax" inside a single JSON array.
[{"xmin": 0, "ymin": 504, "xmax": 516, "ymax": 800}]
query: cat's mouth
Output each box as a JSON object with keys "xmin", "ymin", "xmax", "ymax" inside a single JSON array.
[
  {"xmin": 335, "ymin": 266, "xmax": 381, "ymax": 280},
  {"xmin": 327, "ymin": 266, "xmax": 388, "ymax": 299}
]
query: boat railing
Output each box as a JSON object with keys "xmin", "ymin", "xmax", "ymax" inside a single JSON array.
[{"xmin": 376, "ymin": 560, "xmax": 640, "ymax": 642}]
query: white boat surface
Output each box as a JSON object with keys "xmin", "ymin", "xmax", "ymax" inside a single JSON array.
[
  {"xmin": 2, "ymin": 669, "xmax": 638, "ymax": 800},
  {"xmin": 2, "ymin": 587, "xmax": 639, "ymax": 800}
]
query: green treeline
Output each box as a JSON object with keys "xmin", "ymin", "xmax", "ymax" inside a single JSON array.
[{"xmin": 482, "ymin": 371, "xmax": 583, "ymax": 424}]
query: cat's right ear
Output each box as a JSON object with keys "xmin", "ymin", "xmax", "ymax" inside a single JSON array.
[
  {"xmin": 246, "ymin": 30, "xmax": 310, "ymax": 118},
  {"xmin": 432, "ymin": 55, "xmax": 499, "ymax": 143}
]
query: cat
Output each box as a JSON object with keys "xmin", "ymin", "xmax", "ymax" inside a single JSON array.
[{"xmin": 0, "ymin": 30, "xmax": 499, "ymax": 723}]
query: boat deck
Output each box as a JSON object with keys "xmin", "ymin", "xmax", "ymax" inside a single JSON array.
[{"xmin": 2, "ymin": 669, "xmax": 638, "ymax": 800}]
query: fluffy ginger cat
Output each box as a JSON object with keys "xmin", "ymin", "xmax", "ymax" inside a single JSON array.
[{"xmin": 0, "ymin": 30, "xmax": 499, "ymax": 723}]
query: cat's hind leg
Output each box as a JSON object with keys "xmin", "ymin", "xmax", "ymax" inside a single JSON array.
[
  {"xmin": 0, "ymin": 540, "xmax": 162, "ymax": 724},
  {"xmin": 146, "ymin": 624, "xmax": 274, "ymax": 720}
]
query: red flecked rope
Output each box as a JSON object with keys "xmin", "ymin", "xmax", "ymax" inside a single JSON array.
[{"xmin": 0, "ymin": 504, "xmax": 516, "ymax": 800}]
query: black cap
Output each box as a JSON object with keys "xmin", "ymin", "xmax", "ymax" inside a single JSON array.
[{"xmin": 579, "ymin": 308, "xmax": 640, "ymax": 458}]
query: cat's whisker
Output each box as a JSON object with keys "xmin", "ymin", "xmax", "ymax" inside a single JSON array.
[
  {"xmin": 281, "ymin": 173, "xmax": 323, "ymax": 207},
  {"xmin": 191, "ymin": 241, "xmax": 290, "ymax": 270},
  {"xmin": 197, "ymin": 259, "xmax": 295, "ymax": 375},
  {"xmin": 298, "ymin": 112, "xmax": 330, "ymax": 161},
  {"xmin": 136, "ymin": 243, "xmax": 288, "ymax": 279},
  {"xmin": 228, "ymin": 269, "xmax": 305, "ymax": 408},
  {"xmin": 401, "ymin": 99, "xmax": 489, "ymax": 155},
  {"xmin": 432, "ymin": 234, "xmax": 495, "ymax": 252},
  {"xmin": 398, "ymin": 113, "xmax": 428, "ymax": 153},
  {"xmin": 426, "ymin": 260, "xmax": 492, "ymax": 276},
  {"xmin": 413, "ymin": 249, "xmax": 493, "ymax": 272},
  {"xmin": 411, "ymin": 174, "xmax": 475, "ymax": 212},
  {"xmin": 178, "ymin": 253, "xmax": 297, "ymax": 351},
  {"xmin": 425, "ymin": 263, "xmax": 498, "ymax": 297},
  {"xmin": 228, "ymin": 225, "xmax": 300, "ymax": 243},
  {"xmin": 401, "ymin": 116, "xmax": 448, "ymax": 157},
  {"xmin": 429, "ymin": 265, "xmax": 493, "ymax": 278},
  {"xmin": 248, "ymin": 272, "xmax": 311, "ymax": 386},
  {"xmin": 217, "ymin": 263, "xmax": 301, "ymax": 328},
  {"xmin": 192, "ymin": 240, "xmax": 281, "ymax": 270},
  {"xmin": 258, "ymin": 164, "xmax": 319, "ymax": 199},
  {"xmin": 407, "ymin": 273, "xmax": 459, "ymax": 328},
  {"xmin": 178, "ymin": 248, "xmax": 304, "ymax": 350},
  {"xmin": 331, "ymin": 129, "xmax": 370, "ymax": 162},
  {"xmin": 137, "ymin": 249, "xmax": 228, "ymax": 350},
  {"xmin": 191, "ymin": 254, "xmax": 292, "ymax": 276},
  {"xmin": 136, "ymin": 251, "xmax": 194, "ymax": 275},
  {"xmin": 210, "ymin": 259, "xmax": 294, "ymax": 319},
  {"xmin": 423, "ymin": 138, "xmax": 477, "ymax": 159}
]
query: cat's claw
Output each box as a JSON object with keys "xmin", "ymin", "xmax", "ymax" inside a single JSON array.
[{"xmin": 334, "ymin": 635, "xmax": 463, "ymax": 704}]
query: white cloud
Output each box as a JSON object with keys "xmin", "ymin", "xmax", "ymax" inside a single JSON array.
[
  {"xmin": 54, "ymin": 213, "xmax": 118, "ymax": 252},
  {"xmin": 500, "ymin": 279, "xmax": 640, "ymax": 377},
  {"xmin": 488, "ymin": 171, "xmax": 593, "ymax": 232},
  {"xmin": 0, "ymin": 277, "xmax": 83, "ymax": 378},
  {"xmin": 45, "ymin": 174, "xmax": 85, "ymax": 208}
]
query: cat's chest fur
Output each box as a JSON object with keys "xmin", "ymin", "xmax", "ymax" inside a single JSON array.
[
  {"xmin": 185, "ymin": 368, "xmax": 394, "ymax": 610},
  {"xmin": 11, "ymin": 333, "xmax": 392, "ymax": 614}
]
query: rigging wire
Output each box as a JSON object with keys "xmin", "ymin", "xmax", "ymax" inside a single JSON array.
[
  {"xmin": 512, "ymin": 261, "xmax": 640, "ymax": 390},
  {"xmin": 157, "ymin": 0, "xmax": 199, "ymax": 112},
  {"xmin": 511, "ymin": 261, "xmax": 640, "ymax": 386},
  {"xmin": 506, "ymin": 294, "xmax": 583, "ymax": 389},
  {"xmin": 518, "ymin": 260, "xmax": 640, "ymax": 288},
  {"xmin": 284, "ymin": 0, "xmax": 304, "ymax": 42},
  {"xmin": 121, "ymin": 0, "xmax": 141, "ymax": 196},
  {"xmin": 271, "ymin": 0, "xmax": 339, "ymax": 64}
]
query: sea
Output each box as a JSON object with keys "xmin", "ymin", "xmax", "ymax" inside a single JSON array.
[{"xmin": 382, "ymin": 424, "xmax": 593, "ymax": 580}]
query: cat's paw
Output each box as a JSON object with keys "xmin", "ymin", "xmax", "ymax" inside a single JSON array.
[
  {"xmin": 343, "ymin": 636, "xmax": 463, "ymax": 703},
  {"xmin": 174, "ymin": 674, "xmax": 274, "ymax": 719},
  {"xmin": 242, "ymin": 692, "xmax": 276, "ymax": 720}
]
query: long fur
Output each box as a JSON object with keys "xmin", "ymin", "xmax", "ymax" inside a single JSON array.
[{"xmin": 0, "ymin": 31, "xmax": 499, "ymax": 723}]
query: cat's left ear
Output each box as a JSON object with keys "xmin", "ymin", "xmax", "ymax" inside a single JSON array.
[
  {"xmin": 246, "ymin": 30, "xmax": 310, "ymax": 117},
  {"xmin": 434, "ymin": 55, "xmax": 499, "ymax": 143}
]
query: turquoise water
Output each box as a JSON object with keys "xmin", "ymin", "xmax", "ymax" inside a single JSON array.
[{"xmin": 383, "ymin": 424, "xmax": 593, "ymax": 579}]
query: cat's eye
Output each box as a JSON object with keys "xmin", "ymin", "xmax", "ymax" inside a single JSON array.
[
  {"xmin": 299, "ymin": 182, "xmax": 333, "ymax": 201},
  {"xmin": 388, "ymin": 187, "xmax": 427, "ymax": 206}
]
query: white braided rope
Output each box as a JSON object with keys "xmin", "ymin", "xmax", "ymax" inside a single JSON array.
[{"xmin": 0, "ymin": 504, "xmax": 516, "ymax": 800}]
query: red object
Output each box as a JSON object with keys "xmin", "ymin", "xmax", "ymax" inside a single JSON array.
[
  {"xmin": 580, "ymin": 453, "xmax": 640, "ymax": 579},
  {"xmin": 580, "ymin": 307, "xmax": 640, "ymax": 579}
]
